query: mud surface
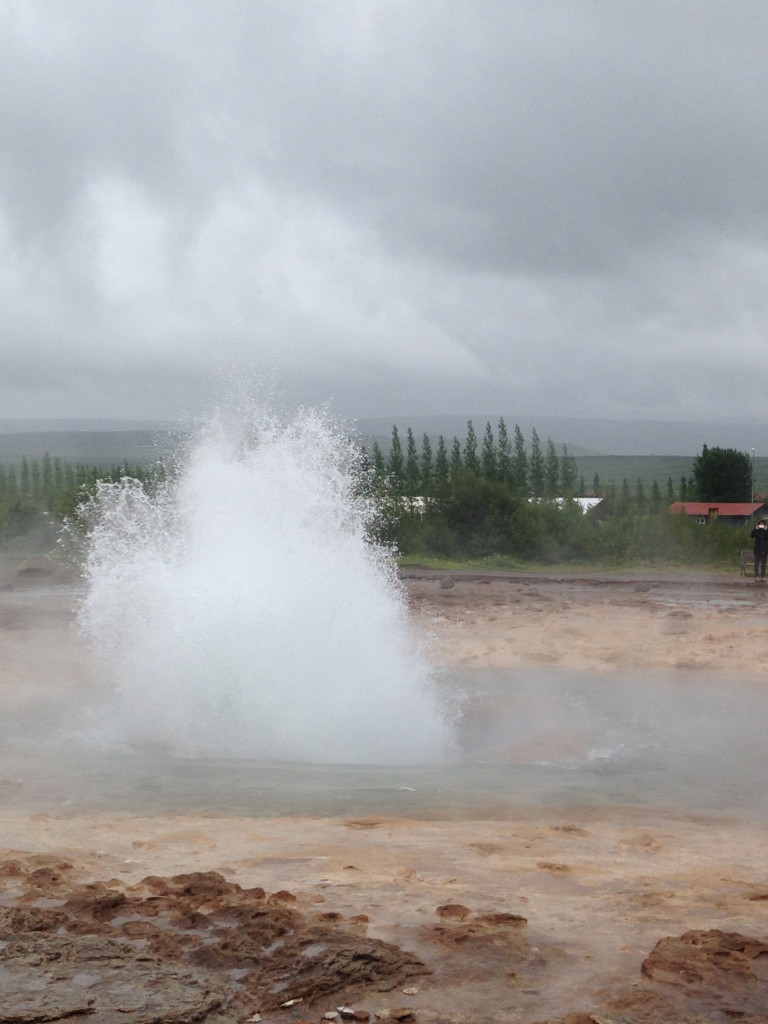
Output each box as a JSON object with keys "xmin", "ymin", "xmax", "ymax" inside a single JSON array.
[
  {"xmin": 406, "ymin": 569, "xmax": 768, "ymax": 675},
  {"xmin": 2, "ymin": 567, "xmax": 768, "ymax": 1022}
]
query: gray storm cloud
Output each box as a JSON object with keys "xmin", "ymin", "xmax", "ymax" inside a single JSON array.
[{"xmin": 2, "ymin": 0, "xmax": 768, "ymax": 421}]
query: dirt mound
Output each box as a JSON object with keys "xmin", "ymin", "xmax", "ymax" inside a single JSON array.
[
  {"xmin": 641, "ymin": 928, "xmax": 768, "ymax": 1021},
  {"xmin": 535, "ymin": 928, "xmax": 768, "ymax": 1024},
  {"xmin": 0, "ymin": 858, "xmax": 429, "ymax": 1023}
]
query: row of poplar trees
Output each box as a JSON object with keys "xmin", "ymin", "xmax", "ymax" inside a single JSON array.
[{"xmin": 367, "ymin": 420, "xmax": 580, "ymax": 498}]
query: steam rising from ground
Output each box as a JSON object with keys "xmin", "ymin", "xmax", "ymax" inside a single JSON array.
[{"xmin": 76, "ymin": 406, "xmax": 453, "ymax": 763}]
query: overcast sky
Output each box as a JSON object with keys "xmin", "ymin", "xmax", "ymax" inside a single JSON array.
[{"xmin": 3, "ymin": 0, "xmax": 768, "ymax": 424}]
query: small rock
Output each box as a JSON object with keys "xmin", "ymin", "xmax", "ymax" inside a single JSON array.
[
  {"xmin": 440, "ymin": 575, "xmax": 455, "ymax": 589},
  {"xmin": 270, "ymin": 888, "xmax": 297, "ymax": 903},
  {"xmin": 435, "ymin": 903, "xmax": 471, "ymax": 919},
  {"xmin": 536, "ymin": 861, "xmax": 570, "ymax": 874},
  {"xmin": 16, "ymin": 555, "xmax": 57, "ymax": 576},
  {"xmin": 338, "ymin": 1008, "xmax": 356, "ymax": 1019},
  {"xmin": 401, "ymin": 985, "xmax": 419, "ymax": 995},
  {"xmin": 280, "ymin": 997, "xmax": 302, "ymax": 1007},
  {"xmin": 323, "ymin": 1013, "xmax": 340, "ymax": 1021},
  {"xmin": 474, "ymin": 912, "xmax": 527, "ymax": 927}
]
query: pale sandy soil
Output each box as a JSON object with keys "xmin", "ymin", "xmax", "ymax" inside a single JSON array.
[
  {"xmin": 2, "ymin": 567, "xmax": 768, "ymax": 1022},
  {"xmin": 406, "ymin": 570, "xmax": 768, "ymax": 675}
]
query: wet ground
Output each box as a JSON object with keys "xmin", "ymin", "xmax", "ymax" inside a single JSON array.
[{"xmin": 2, "ymin": 572, "xmax": 768, "ymax": 1022}]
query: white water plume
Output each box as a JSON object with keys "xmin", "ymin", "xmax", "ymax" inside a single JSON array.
[{"xmin": 76, "ymin": 405, "xmax": 453, "ymax": 764}]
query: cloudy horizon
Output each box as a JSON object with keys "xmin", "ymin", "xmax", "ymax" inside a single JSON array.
[{"xmin": 3, "ymin": 1, "xmax": 768, "ymax": 424}]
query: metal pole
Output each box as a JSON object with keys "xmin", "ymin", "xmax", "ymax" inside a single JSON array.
[{"xmin": 752, "ymin": 448, "xmax": 755, "ymax": 504}]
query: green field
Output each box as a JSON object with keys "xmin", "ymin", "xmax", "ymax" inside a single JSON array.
[
  {"xmin": 575, "ymin": 454, "xmax": 768, "ymax": 496},
  {"xmin": 573, "ymin": 454, "xmax": 695, "ymax": 490}
]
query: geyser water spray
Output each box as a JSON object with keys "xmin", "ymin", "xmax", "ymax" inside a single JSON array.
[{"xmin": 76, "ymin": 405, "xmax": 453, "ymax": 764}]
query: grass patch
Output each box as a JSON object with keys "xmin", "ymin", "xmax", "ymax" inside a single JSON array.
[
  {"xmin": 397, "ymin": 553, "xmax": 741, "ymax": 576},
  {"xmin": 398, "ymin": 555, "xmax": 524, "ymax": 572}
]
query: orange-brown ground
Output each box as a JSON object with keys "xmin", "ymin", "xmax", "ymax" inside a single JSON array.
[{"xmin": 2, "ymin": 566, "xmax": 768, "ymax": 1022}]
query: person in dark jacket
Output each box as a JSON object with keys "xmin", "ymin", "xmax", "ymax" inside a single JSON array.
[{"xmin": 751, "ymin": 519, "xmax": 768, "ymax": 580}]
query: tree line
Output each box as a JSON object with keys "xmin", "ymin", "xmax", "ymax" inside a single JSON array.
[
  {"xmin": 365, "ymin": 419, "xmax": 695, "ymax": 509},
  {"xmin": 362, "ymin": 422, "xmax": 755, "ymax": 567},
  {"xmin": 0, "ymin": 455, "xmax": 157, "ymax": 541},
  {"xmin": 0, "ymin": 430, "xmax": 755, "ymax": 570}
]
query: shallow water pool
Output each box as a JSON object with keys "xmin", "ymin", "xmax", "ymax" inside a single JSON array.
[{"xmin": 2, "ymin": 666, "xmax": 766, "ymax": 820}]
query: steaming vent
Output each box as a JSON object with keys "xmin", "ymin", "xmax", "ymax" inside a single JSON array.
[{"xmin": 75, "ymin": 405, "xmax": 453, "ymax": 764}]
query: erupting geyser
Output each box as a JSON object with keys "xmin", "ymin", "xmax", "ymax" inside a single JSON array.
[{"xmin": 76, "ymin": 406, "xmax": 453, "ymax": 764}]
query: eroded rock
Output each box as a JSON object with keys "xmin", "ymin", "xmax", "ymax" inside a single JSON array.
[
  {"xmin": 0, "ymin": 866, "xmax": 429, "ymax": 1022},
  {"xmin": 0, "ymin": 933, "xmax": 234, "ymax": 1024},
  {"xmin": 534, "ymin": 928, "xmax": 768, "ymax": 1024},
  {"xmin": 641, "ymin": 928, "xmax": 768, "ymax": 1020}
]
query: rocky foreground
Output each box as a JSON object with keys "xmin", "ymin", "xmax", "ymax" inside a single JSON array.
[{"xmin": 2, "ymin": 852, "xmax": 768, "ymax": 1024}]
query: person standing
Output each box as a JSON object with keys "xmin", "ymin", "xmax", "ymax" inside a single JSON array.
[{"xmin": 751, "ymin": 519, "xmax": 768, "ymax": 581}]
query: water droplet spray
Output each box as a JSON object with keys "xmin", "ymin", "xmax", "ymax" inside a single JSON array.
[{"xmin": 76, "ymin": 403, "xmax": 453, "ymax": 764}]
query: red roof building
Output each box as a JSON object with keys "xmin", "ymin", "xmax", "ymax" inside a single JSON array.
[{"xmin": 668, "ymin": 501, "xmax": 768, "ymax": 525}]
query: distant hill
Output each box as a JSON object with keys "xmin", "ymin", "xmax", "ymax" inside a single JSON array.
[
  {"xmin": 353, "ymin": 414, "xmax": 768, "ymax": 457},
  {"xmin": 0, "ymin": 418, "xmax": 177, "ymax": 434},
  {"xmin": 0, "ymin": 429, "xmax": 180, "ymax": 467}
]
